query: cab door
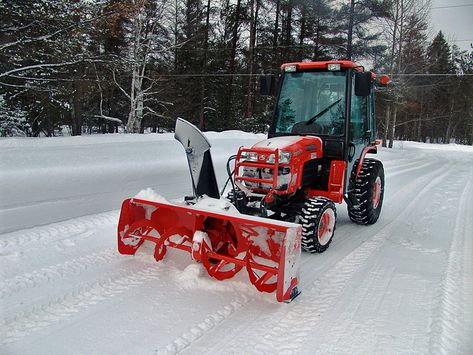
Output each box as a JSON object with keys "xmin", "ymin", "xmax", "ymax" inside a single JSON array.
[{"xmin": 347, "ymin": 77, "xmax": 369, "ymax": 184}]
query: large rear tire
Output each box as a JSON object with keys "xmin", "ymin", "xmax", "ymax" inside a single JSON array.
[
  {"xmin": 300, "ymin": 197, "xmax": 337, "ymax": 253},
  {"xmin": 348, "ymin": 158, "xmax": 384, "ymax": 225}
]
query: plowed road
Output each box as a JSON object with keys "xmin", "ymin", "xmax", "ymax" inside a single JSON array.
[{"xmin": 1, "ymin": 135, "xmax": 472, "ymax": 354}]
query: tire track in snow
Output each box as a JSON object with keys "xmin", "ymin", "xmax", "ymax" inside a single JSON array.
[
  {"xmin": 379, "ymin": 150, "xmax": 424, "ymax": 167},
  {"xmin": 429, "ymin": 169, "xmax": 473, "ymax": 354},
  {"xmin": 256, "ymin": 163, "xmax": 456, "ymax": 354},
  {"xmin": 382, "ymin": 154, "xmax": 431, "ymax": 171},
  {"xmin": 155, "ymin": 295, "xmax": 253, "ymax": 355},
  {"xmin": 385, "ymin": 160, "xmax": 436, "ymax": 178},
  {"xmin": 0, "ymin": 211, "xmax": 117, "ymax": 251},
  {"xmin": 201, "ymin": 162, "xmax": 456, "ymax": 354},
  {"xmin": 0, "ymin": 247, "xmax": 119, "ymax": 298},
  {"xmin": 164, "ymin": 163, "xmax": 452, "ymax": 355},
  {"xmin": 0, "ymin": 262, "xmax": 162, "ymax": 345}
]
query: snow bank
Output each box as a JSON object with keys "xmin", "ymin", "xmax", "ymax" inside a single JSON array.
[
  {"xmin": 0, "ymin": 131, "xmax": 262, "ymax": 234},
  {"xmin": 394, "ymin": 140, "xmax": 473, "ymax": 153}
]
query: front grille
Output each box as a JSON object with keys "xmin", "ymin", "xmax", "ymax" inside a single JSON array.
[{"xmin": 240, "ymin": 166, "xmax": 291, "ymax": 192}]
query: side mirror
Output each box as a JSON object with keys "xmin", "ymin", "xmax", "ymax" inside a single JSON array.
[
  {"xmin": 259, "ymin": 74, "xmax": 275, "ymax": 96},
  {"xmin": 355, "ymin": 72, "xmax": 372, "ymax": 96}
]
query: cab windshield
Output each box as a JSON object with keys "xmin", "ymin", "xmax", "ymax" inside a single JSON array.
[{"xmin": 274, "ymin": 71, "xmax": 346, "ymax": 135}]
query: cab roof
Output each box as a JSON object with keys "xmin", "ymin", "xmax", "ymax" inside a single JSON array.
[{"xmin": 281, "ymin": 60, "xmax": 365, "ymax": 72}]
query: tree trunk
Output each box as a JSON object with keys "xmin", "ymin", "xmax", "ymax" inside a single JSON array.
[
  {"xmin": 126, "ymin": 10, "xmax": 146, "ymax": 134},
  {"xmin": 383, "ymin": 105, "xmax": 391, "ymax": 147},
  {"xmin": 347, "ymin": 0, "xmax": 355, "ymax": 60},
  {"xmin": 385, "ymin": 0, "xmax": 400, "ymax": 148},
  {"xmin": 444, "ymin": 96, "xmax": 456, "ymax": 143},
  {"xmin": 284, "ymin": 4, "xmax": 292, "ymax": 60},
  {"xmin": 127, "ymin": 63, "xmax": 145, "ymax": 133},
  {"xmin": 246, "ymin": 0, "xmax": 259, "ymax": 118},
  {"xmin": 417, "ymin": 89, "xmax": 424, "ymax": 141},
  {"xmin": 272, "ymin": 0, "xmax": 280, "ymax": 67},
  {"xmin": 223, "ymin": 0, "xmax": 242, "ymax": 130},
  {"xmin": 71, "ymin": 79, "xmax": 82, "ymax": 136},
  {"xmin": 199, "ymin": 0, "xmax": 211, "ymax": 129},
  {"xmin": 299, "ymin": 5, "xmax": 306, "ymax": 60},
  {"xmin": 314, "ymin": 17, "xmax": 320, "ymax": 59},
  {"xmin": 174, "ymin": 0, "xmax": 179, "ymax": 72},
  {"xmin": 388, "ymin": 105, "xmax": 397, "ymax": 148},
  {"xmin": 389, "ymin": 0, "xmax": 400, "ymax": 74}
]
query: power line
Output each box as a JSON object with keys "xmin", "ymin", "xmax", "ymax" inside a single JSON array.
[
  {"xmin": 389, "ymin": 73, "xmax": 473, "ymax": 76},
  {"xmin": 156, "ymin": 73, "xmax": 258, "ymax": 78},
  {"xmin": 154, "ymin": 73, "xmax": 473, "ymax": 78},
  {"xmin": 6, "ymin": 73, "xmax": 472, "ymax": 81},
  {"xmin": 431, "ymin": 3, "xmax": 473, "ymax": 9}
]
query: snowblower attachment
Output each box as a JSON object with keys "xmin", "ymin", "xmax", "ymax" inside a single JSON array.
[
  {"xmin": 174, "ymin": 117, "xmax": 219, "ymax": 199},
  {"xmin": 118, "ymin": 197, "xmax": 301, "ymax": 302},
  {"xmin": 117, "ymin": 118, "xmax": 302, "ymax": 302}
]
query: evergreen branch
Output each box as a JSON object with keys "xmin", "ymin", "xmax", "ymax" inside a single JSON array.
[{"xmin": 0, "ymin": 12, "xmax": 118, "ymax": 52}]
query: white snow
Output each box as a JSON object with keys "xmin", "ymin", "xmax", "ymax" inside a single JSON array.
[
  {"xmin": 253, "ymin": 135, "xmax": 319, "ymax": 149},
  {"xmin": 1, "ymin": 135, "xmax": 472, "ymax": 355},
  {"xmin": 193, "ymin": 196, "xmax": 240, "ymax": 215},
  {"xmin": 134, "ymin": 188, "xmax": 169, "ymax": 203}
]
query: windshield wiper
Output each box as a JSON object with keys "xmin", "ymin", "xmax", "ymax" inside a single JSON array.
[{"xmin": 305, "ymin": 98, "xmax": 342, "ymax": 125}]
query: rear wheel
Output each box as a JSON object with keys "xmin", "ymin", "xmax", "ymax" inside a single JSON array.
[
  {"xmin": 300, "ymin": 197, "xmax": 337, "ymax": 253},
  {"xmin": 348, "ymin": 158, "xmax": 384, "ymax": 224}
]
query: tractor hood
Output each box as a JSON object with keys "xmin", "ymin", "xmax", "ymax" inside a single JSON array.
[{"xmin": 252, "ymin": 135, "xmax": 323, "ymax": 158}]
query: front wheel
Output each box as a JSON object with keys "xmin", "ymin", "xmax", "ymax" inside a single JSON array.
[
  {"xmin": 348, "ymin": 158, "xmax": 385, "ymax": 225},
  {"xmin": 300, "ymin": 197, "xmax": 337, "ymax": 253}
]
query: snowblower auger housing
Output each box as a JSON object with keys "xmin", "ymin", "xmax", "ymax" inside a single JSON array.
[
  {"xmin": 118, "ymin": 118, "xmax": 302, "ymax": 302},
  {"xmin": 118, "ymin": 197, "xmax": 302, "ymax": 302}
]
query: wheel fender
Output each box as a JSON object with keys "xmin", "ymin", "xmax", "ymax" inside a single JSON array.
[{"xmin": 355, "ymin": 145, "xmax": 377, "ymax": 178}]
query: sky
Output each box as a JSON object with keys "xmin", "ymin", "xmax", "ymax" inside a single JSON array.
[{"xmin": 430, "ymin": 0, "xmax": 473, "ymax": 51}]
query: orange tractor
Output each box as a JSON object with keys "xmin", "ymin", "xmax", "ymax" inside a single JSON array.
[{"xmin": 118, "ymin": 61, "xmax": 389, "ymax": 302}]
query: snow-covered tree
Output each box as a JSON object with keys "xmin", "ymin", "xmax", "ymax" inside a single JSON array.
[{"xmin": 0, "ymin": 95, "xmax": 30, "ymax": 137}]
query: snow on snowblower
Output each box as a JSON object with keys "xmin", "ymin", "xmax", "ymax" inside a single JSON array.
[{"xmin": 118, "ymin": 60, "xmax": 389, "ymax": 302}]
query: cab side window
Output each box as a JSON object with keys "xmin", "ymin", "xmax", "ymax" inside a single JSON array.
[{"xmin": 350, "ymin": 83, "xmax": 368, "ymax": 140}]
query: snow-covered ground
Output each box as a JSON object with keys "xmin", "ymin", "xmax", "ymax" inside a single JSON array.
[{"xmin": 1, "ymin": 133, "xmax": 472, "ymax": 354}]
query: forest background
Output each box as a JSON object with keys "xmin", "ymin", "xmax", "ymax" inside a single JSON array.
[{"xmin": 1, "ymin": 0, "xmax": 472, "ymax": 147}]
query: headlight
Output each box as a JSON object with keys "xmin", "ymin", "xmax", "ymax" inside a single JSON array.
[
  {"xmin": 279, "ymin": 151, "xmax": 291, "ymax": 164},
  {"xmin": 265, "ymin": 151, "xmax": 291, "ymax": 164},
  {"xmin": 240, "ymin": 151, "xmax": 258, "ymax": 161}
]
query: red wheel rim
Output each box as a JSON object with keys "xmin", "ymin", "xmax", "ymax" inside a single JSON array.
[
  {"xmin": 317, "ymin": 208, "xmax": 335, "ymax": 246},
  {"xmin": 373, "ymin": 176, "xmax": 382, "ymax": 209}
]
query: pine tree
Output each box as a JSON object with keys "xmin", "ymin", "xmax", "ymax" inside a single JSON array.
[{"xmin": 0, "ymin": 95, "xmax": 30, "ymax": 137}]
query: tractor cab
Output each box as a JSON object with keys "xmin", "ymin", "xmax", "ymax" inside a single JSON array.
[
  {"xmin": 264, "ymin": 61, "xmax": 377, "ymax": 188},
  {"xmin": 253, "ymin": 61, "xmax": 382, "ymax": 199}
]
